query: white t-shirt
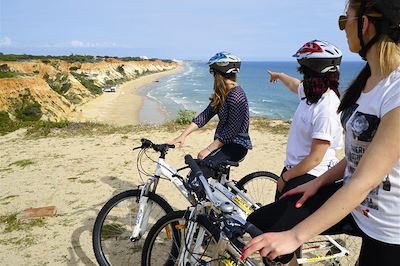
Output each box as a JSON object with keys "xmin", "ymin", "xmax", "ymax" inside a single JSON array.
[
  {"xmin": 285, "ymin": 83, "xmax": 343, "ymax": 177},
  {"xmin": 342, "ymin": 67, "xmax": 400, "ymax": 244}
]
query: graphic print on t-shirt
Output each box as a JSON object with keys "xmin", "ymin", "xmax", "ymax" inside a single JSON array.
[
  {"xmin": 349, "ymin": 111, "xmax": 380, "ymax": 142},
  {"xmin": 346, "ymin": 110, "xmax": 381, "ymax": 213}
]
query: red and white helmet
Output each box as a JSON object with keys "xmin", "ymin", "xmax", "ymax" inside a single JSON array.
[{"xmin": 293, "ymin": 40, "xmax": 342, "ymax": 74}]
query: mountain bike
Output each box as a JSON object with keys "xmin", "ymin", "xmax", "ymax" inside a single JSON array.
[
  {"xmin": 142, "ymin": 155, "xmax": 361, "ymax": 266},
  {"xmin": 92, "ymin": 139, "xmax": 279, "ymax": 266}
]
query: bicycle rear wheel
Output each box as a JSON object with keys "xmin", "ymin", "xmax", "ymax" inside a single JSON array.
[
  {"xmin": 93, "ymin": 189, "xmax": 173, "ymax": 266},
  {"xmin": 299, "ymin": 234, "xmax": 362, "ymax": 266},
  {"xmin": 141, "ymin": 210, "xmax": 221, "ymax": 266},
  {"xmin": 235, "ymin": 171, "xmax": 279, "ymax": 206}
]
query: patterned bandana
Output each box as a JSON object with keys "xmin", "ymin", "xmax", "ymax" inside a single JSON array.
[{"xmin": 303, "ymin": 72, "xmax": 340, "ymax": 105}]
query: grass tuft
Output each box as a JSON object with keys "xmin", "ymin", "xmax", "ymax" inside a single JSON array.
[{"xmin": 9, "ymin": 159, "xmax": 34, "ymax": 168}]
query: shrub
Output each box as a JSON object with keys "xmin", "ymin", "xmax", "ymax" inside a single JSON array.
[
  {"xmin": 0, "ymin": 64, "xmax": 10, "ymax": 72},
  {"xmin": 0, "ymin": 111, "xmax": 20, "ymax": 134},
  {"xmin": 175, "ymin": 109, "xmax": 196, "ymax": 125},
  {"xmin": 116, "ymin": 65, "xmax": 125, "ymax": 75},
  {"xmin": 14, "ymin": 96, "xmax": 42, "ymax": 122},
  {"xmin": 71, "ymin": 72, "xmax": 102, "ymax": 95}
]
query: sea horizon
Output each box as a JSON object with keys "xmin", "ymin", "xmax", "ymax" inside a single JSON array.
[{"xmin": 139, "ymin": 60, "xmax": 365, "ymax": 123}]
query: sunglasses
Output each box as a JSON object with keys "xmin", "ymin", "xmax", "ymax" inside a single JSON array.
[{"xmin": 338, "ymin": 15, "xmax": 358, "ymax": 30}]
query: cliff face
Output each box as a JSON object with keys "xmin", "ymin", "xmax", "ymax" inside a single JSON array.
[{"xmin": 0, "ymin": 59, "xmax": 178, "ymax": 121}]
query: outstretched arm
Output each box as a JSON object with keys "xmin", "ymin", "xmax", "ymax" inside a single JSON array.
[{"xmin": 268, "ymin": 70, "xmax": 301, "ymax": 93}]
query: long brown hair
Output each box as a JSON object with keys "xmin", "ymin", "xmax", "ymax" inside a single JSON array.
[
  {"xmin": 338, "ymin": 0, "xmax": 400, "ymax": 112},
  {"xmin": 209, "ymin": 72, "xmax": 237, "ymax": 111}
]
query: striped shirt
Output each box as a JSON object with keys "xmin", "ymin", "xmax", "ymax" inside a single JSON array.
[{"xmin": 192, "ymin": 86, "xmax": 252, "ymax": 149}]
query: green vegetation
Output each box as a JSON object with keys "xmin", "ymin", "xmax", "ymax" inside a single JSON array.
[
  {"xmin": 116, "ymin": 65, "xmax": 125, "ymax": 75},
  {"xmin": 9, "ymin": 159, "xmax": 34, "ymax": 168},
  {"xmin": 0, "ymin": 235, "xmax": 37, "ymax": 248},
  {"xmin": 43, "ymin": 72, "xmax": 72, "ymax": 95},
  {"xmin": 251, "ymin": 117, "xmax": 291, "ymax": 135},
  {"xmin": 0, "ymin": 195, "xmax": 19, "ymax": 205},
  {"xmin": 0, "ymin": 53, "xmax": 174, "ymax": 63},
  {"xmin": 101, "ymin": 223, "xmax": 125, "ymax": 240},
  {"xmin": 0, "ymin": 213, "xmax": 46, "ymax": 233},
  {"xmin": 0, "ymin": 111, "xmax": 20, "ymax": 134},
  {"xmin": 14, "ymin": 95, "xmax": 42, "ymax": 122},
  {"xmin": 175, "ymin": 109, "xmax": 196, "ymax": 125},
  {"xmin": 0, "ymin": 53, "xmax": 100, "ymax": 63},
  {"xmin": 71, "ymin": 72, "xmax": 102, "ymax": 94},
  {"xmin": 25, "ymin": 120, "xmax": 69, "ymax": 137},
  {"xmin": 78, "ymin": 179, "xmax": 96, "ymax": 184},
  {"xmin": 0, "ymin": 63, "xmax": 20, "ymax": 78}
]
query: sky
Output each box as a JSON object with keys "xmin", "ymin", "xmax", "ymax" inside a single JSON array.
[{"xmin": 0, "ymin": 0, "xmax": 361, "ymax": 61}]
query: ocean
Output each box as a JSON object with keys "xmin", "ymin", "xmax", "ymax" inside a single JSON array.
[{"xmin": 139, "ymin": 61, "xmax": 365, "ymax": 123}]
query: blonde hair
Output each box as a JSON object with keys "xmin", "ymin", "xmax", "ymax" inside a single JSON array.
[
  {"xmin": 209, "ymin": 72, "xmax": 236, "ymax": 111},
  {"xmin": 378, "ymin": 36, "xmax": 400, "ymax": 77}
]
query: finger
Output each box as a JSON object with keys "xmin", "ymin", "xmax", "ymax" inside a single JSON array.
[
  {"xmin": 267, "ymin": 250, "xmax": 279, "ymax": 261},
  {"xmin": 279, "ymin": 188, "xmax": 301, "ymax": 200},
  {"xmin": 242, "ymin": 238, "xmax": 267, "ymax": 259},
  {"xmin": 295, "ymin": 194, "xmax": 309, "ymax": 208}
]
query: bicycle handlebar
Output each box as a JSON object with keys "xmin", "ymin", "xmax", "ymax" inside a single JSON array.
[{"xmin": 133, "ymin": 138, "xmax": 175, "ymax": 156}]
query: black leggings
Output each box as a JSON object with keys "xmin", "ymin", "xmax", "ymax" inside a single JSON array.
[
  {"xmin": 198, "ymin": 143, "xmax": 247, "ymax": 179},
  {"xmin": 247, "ymin": 181, "xmax": 400, "ymax": 265}
]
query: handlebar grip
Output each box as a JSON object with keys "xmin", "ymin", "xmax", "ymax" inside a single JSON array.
[
  {"xmin": 244, "ymin": 222, "xmax": 263, "ymax": 238},
  {"xmin": 141, "ymin": 138, "xmax": 153, "ymax": 148},
  {"xmin": 184, "ymin": 154, "xmax": 203, "ymax": 177}
]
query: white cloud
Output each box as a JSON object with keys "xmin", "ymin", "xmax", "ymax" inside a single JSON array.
[
  {"xmin": 68, "ymin": 40, "xmax": 117, "ymax": 48},
  {"xmin": 0, "ymin": 36, "xmax": 12, "ymax": 47}
]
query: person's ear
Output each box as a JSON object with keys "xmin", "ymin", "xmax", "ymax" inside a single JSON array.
[{"xmin": 361, "ymin": 15, "xmax": 370, "ymax": 35}]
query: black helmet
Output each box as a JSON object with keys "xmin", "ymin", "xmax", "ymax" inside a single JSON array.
[{"xmin": 357, "ymin": 0, "xmax": 400, "ymax": 59}]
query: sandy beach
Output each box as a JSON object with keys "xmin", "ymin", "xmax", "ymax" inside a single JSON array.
[
  {"xmin": 0, "ymin": 122, "xmax": 286, "ymax": 265},
  {"xmin": 0, "ymin": 66, "xmax": 361, "ymax": 266},
  {"xmin": 72, "ymin": 65, "xmax": 184, "ymax": 126}
]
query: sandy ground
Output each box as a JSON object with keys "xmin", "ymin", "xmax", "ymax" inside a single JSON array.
[
  {"xmin": 0, "ymin": 67, "xmax": 361, "ymax": 265},
  {"xmin": 0, "ymin": 124, "xmax": 288, "ymax": 265},
  {"xmin": 71, "ymin": 66, "xmax": 183, "ymax": 126}
]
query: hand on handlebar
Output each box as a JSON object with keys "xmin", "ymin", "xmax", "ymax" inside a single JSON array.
[
  {"xmin": 168, "ymin": 135, "xmax": 186, "ymax": 147},
  {"xmin": 197, "ymin": 148, "xmax": 211, "ymax": 160}
]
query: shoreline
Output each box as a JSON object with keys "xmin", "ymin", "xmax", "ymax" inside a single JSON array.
[{"xmin": 71, "ymin": 64, "xmax": 184, "ymax": 126}]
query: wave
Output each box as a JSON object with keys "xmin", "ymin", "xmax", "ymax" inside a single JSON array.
[{"xmin": 262, "ymin": 99, "xmax": 274, "ymax": 103}]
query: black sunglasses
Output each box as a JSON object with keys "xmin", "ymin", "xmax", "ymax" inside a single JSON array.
[{"xmin": 338, "ymin": 15, "xmax": 358, "ymax": 31}]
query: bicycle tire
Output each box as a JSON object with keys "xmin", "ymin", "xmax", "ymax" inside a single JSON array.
[
  {"xmin": 141, "ymin": 210, "xmax": 221, "ymax": 266},
  {"xmin": 93, "ymin": 189, "xmax": 173, "ymax": 266},
  {"xmin": 235, "ymin": 171, "xmax": 279, "ymax": 206}
]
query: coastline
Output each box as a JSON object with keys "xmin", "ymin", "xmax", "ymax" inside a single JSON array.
[{"xmin": 71, "ymin": 64, "xmax": 184, "ymax": 126}]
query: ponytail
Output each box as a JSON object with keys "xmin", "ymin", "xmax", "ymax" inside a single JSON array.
[{"xmin": 338, "ymin": 64, "xmax": 371, "ymax": 112}]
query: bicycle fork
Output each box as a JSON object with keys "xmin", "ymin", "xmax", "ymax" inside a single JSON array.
[{"xmin": 130, "ymin": 179, "xmax": 159, "ymax": 242}]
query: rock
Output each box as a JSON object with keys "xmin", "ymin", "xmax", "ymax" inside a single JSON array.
[{"xmin": 16, "ymin": 206, "xmax": 57, "ymax": 220}]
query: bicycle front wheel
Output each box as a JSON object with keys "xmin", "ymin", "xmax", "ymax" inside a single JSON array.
[
  {"xmin": 93, "ymin": 189, "xmax": 173, "ymax": 266},
  {"xmin": 235, "ymin": 171, "xmax": 279, "ymax": 207},
  {"xmin": 141, "ymin": 210, "xmax": 221, "ymax": 266}
]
